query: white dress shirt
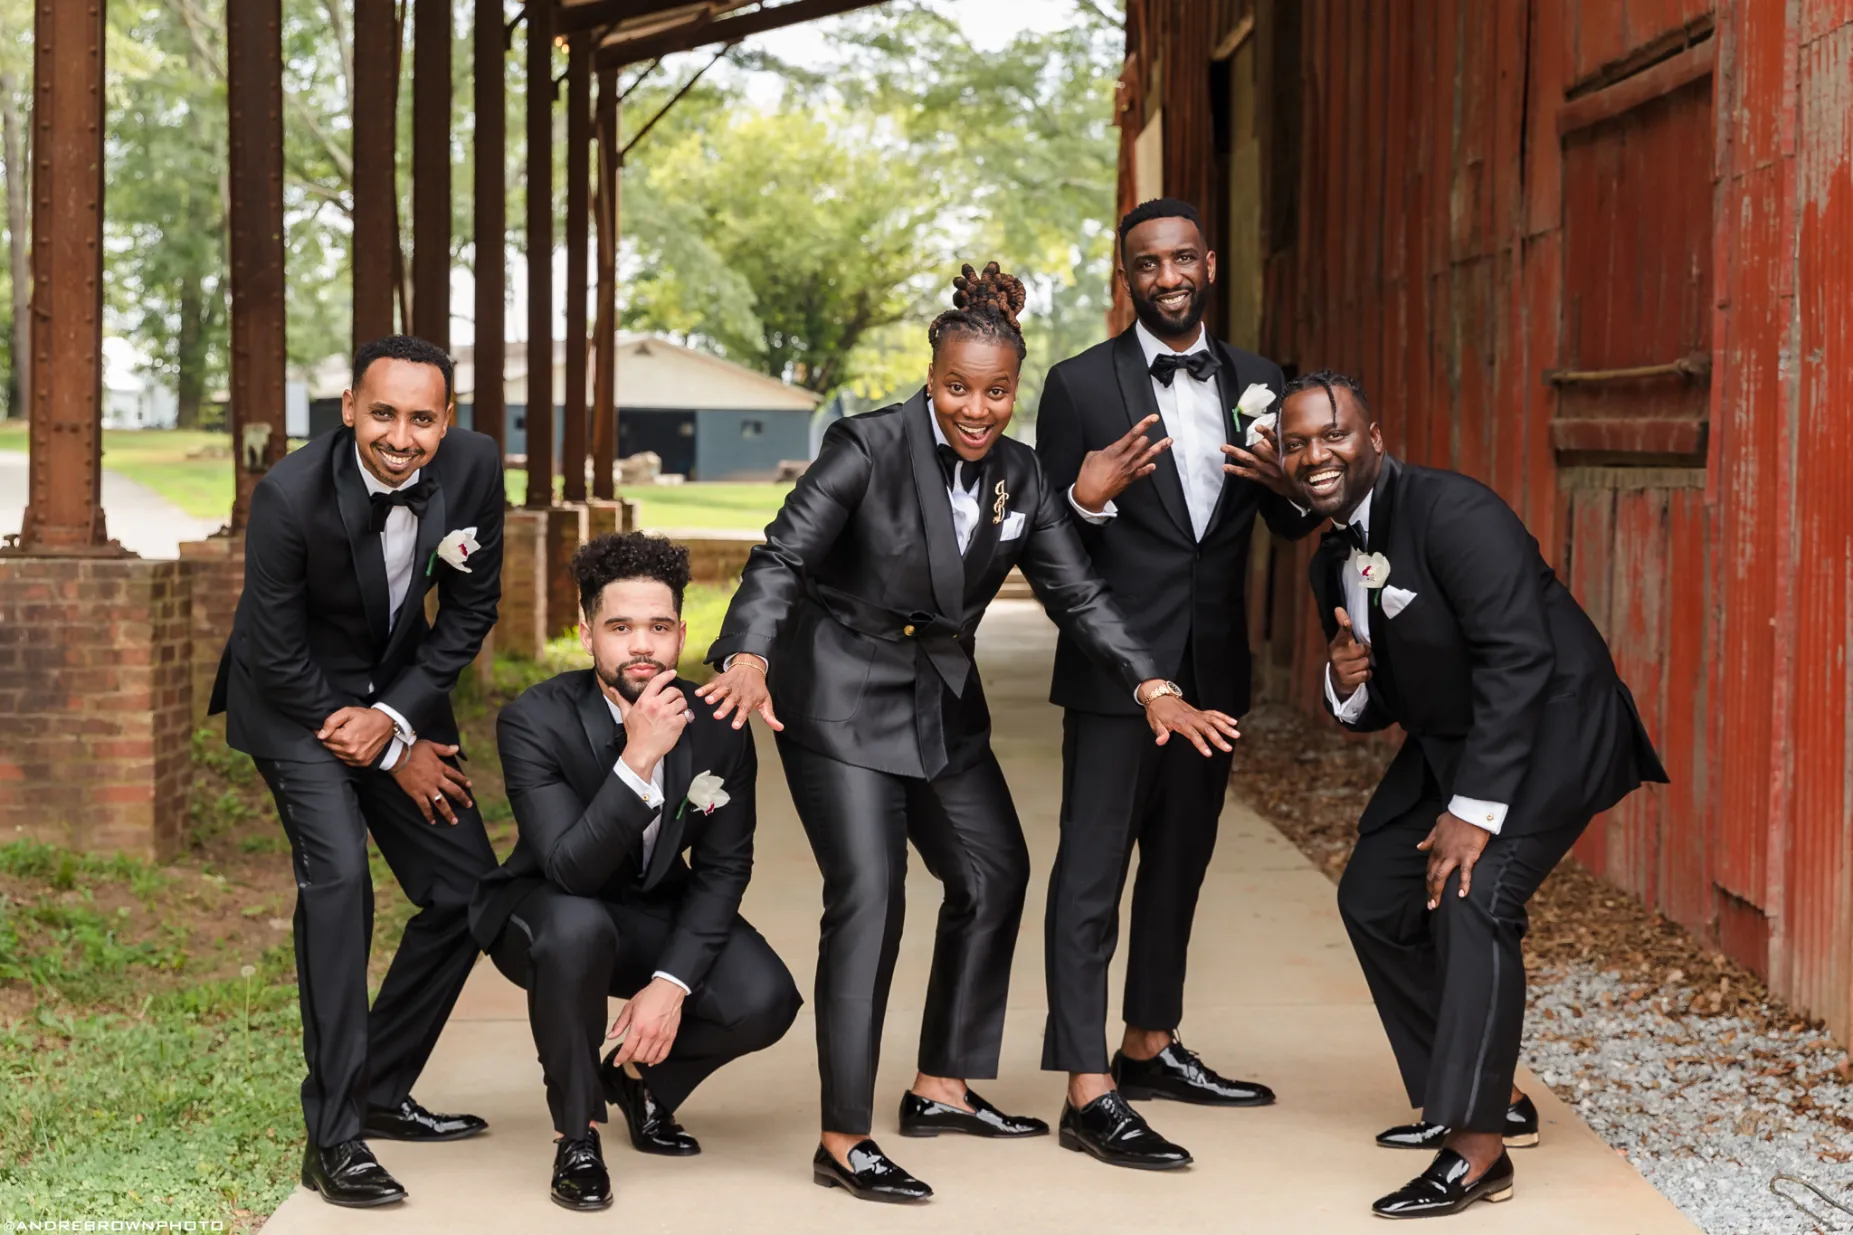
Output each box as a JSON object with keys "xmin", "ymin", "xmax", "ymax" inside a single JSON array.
[
  {"xmin": 1068, "ymin": 321, "xmax": 1226, "ymax": 541},
  {"xmin": 1322, "ymin": 492, "xmax": 1508, "ymax": 836},
  {"xmin": 357, "ymin": 448, "xmax": 420, "ymax": 771},
  {"xmin": 929, "ymin": 403, "xmax": 983, "ymax": 556},
  {"xmin": 605, "ymin": 693, "xmax": 691, "ymax": 995}
]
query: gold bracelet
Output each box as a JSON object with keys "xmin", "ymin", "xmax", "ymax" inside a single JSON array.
[{"xmin": 735, "ymin": 656, "xmax": 768, "ymax": 674}]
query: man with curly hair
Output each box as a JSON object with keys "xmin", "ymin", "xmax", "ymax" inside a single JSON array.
[{"xmin": 472, "ymin": 532, "xmax": 801, "ymax": 1211}]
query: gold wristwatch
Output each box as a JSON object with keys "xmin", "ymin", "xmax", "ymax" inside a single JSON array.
[{"xmin": 1139, "ymin": 680, "xmax": 1184, "ymax": 707}]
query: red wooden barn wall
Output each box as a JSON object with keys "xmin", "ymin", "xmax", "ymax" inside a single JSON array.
[{"xmin": 1117, "ymin": 0, "xmax": 1853, "ymax": 1039}]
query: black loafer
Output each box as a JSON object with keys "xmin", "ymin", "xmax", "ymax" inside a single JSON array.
[
  {"xmin": 362, "ymin": 1097, "xmax": 488, "ymax": 1143},
  {"xmin": 1057, "ymin": 1092, "xmax": 1192, "ymax": 1170},
  {"xmin": 301, "ymin": 1139, "xmax": 406, "ymax": 1208},
  {"xmin": 1376, "ymin": 1095, "xmax": 1540, "ymax": 1150},
  {"xmin": 812, "ymin": 1140, "xmax": 933, "ymax": 1202},
  {"xmin": 602, "ymin": 1053, "xmax": 701, "ymax": 1156},
  {"xmin": 1371, "ymin": 1149, "xmax": 1514, "ymax": 1218},
  {"xmin": 552, "ymin": 1127, "xmax": 613, "ymax": 1211},
  {"xmin": 898, "ymin": 1088, "xmax": 1049, "ymax": 1138},
  {"xmin": 1112, "ymin": 1039, "xmax": 1275, "ymax": 1107}
]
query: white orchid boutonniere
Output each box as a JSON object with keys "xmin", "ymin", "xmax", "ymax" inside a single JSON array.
[
  {"xmin": 1349, "ymin": 549, "xmax": 1392, "ymax": 590},
  {"xmin": 679, "ymin": 770, "xmax": 731, "ymax": 819},
  {"xmin": 1236, "ymin": 383, "xmax": 1278, "ymax": 447},
  {"xmin": 428, "ymin": 527, "xmax": 481, "ymax": 577}
]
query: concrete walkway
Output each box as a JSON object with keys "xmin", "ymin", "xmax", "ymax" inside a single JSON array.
[
  {"xmin": 263, "ymin": 602, "xmax": 1700, "ymax": 1234},
  {"xmin": 0, "ymin": 450, "xmax": 223, "ymax": 558}
]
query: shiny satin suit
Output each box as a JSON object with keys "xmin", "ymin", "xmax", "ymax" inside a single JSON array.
[{"xmin": 710, "ymin": 391, "xmax": 1160, "ymax": 1133}]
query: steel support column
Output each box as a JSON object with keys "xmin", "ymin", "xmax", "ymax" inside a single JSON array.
[
  {"xmin": 413, "ymin": 0, "xmax": 451, "ymax": 351},
  {"xmin": 473, "ymin": 0, "xmax": 507, "ymax": 458},
  {"xmin": 226, "ymin": 0, "xmax": 288, "ymax": 532},
  {"xmin": 561, "ymin": 35, "xmax": 590, "ymax": 503},
  {"xmin": 592, "ymin": 67, "xmax": 618, "ymax": 500},
  {"xmin": 353, "ymin": 0, "xmax": 398, "ymax": 348},
  {"xmin": 524, "ymin": 0, "xmax": 554, "ymax": 508},
  {"xmin": 14, "ymin": 0, "xmax": 113, "ymax": 554}
]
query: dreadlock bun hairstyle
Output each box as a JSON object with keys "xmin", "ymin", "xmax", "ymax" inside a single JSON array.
[{"xmin": 928, "ymin": 262, "xmax": 1029, "ymax": 363}]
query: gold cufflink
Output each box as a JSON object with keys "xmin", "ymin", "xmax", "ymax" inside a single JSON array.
[{"xmin": 903, "ymin": 624, "xmax": 916, "ymax": 637}]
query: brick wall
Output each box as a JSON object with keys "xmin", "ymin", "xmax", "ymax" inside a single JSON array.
[
  {"xmin": 178, "ymin": 533, "xmax": 245, "ymax": 725},
  {"xmin": 545, "ymin": 505, "xmax": 589, "ymax": 641},
  {"xmin": 496, "ymin": 509, "xmax": 550, "ymax": 659},
  {"xmin": 0, "ymin": 558, "xmax": 192, "ymax": 858},
  {"xmin": 678, "ymin": 534, "xmax": 758, "ymax": 586}
]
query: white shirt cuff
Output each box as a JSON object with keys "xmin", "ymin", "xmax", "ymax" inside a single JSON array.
[
  {"xmin": 379, "ymin": 737, "xmax": 407, "ymax": 771},
  {"xmin": 1450, "ymin": 796, "xmax": 1509, "ymax": 835},
  {"xmin": 614, "ymin": 757, "xmax": 663, "ymax": 807},
  {"xmin": 372, "ymin": 701, "xmax": 416, "ymax": 745},
  {"xmin": 1066, "ymin": 484, "xmax": 1117, "ymax": 524},
  {"xmin": 1324, "ymin": 664, "xmax": 1370, "ymax": 722},
  {"xmin": 652, "ymin": 971, "xmax": 691, "ymax": 995}
]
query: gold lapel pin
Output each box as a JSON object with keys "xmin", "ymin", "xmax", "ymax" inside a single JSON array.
[{"xmin": 992, "ymin": 479, "xmax": 1009, "ymax": 524}]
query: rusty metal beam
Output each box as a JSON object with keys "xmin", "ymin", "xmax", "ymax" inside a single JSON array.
[
  {"xmin": 592, "ymin": 65, "xmax": 618, "ymax": 500},
  {"xmin": 596, "ymin": 0, "xmax": 890, "ymax": 69},
  {"xmin": 12, "ymin": 0, "xmax": 114, "ymax": 555},
  {"xmin": 227, "ymin": 0, "xmax": 288, "ymax": 533},
  {"xmin": 1557, "ymin": 38, "xmax": 1716, "ymax": 137},
  {"xmin": 474, "ymin": 0, "xmax": 507, "ymax": 458},
  {"xmin": 353, "ymin": 0, "xmax": 398, "ymax": 348},
  {"xmin": 562, "ymin": 35, "xmax": 591, "ymax": 503},
  {"xmin": 413, "ymin": 0, "xmax": 452, "ymax": 351},
  {"xmin": 525, "ymin": 0, "xmax": 555, "ymax": 508},
  {"xmin": 556, "ymin": 0, "xmax": 703, "ymax": 35}
]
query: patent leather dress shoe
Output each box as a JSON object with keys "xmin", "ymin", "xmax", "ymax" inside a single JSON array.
[
  {"xmin": 1058, "ymin": 1092, "xmax": 1193, "ymax": 1170},
  {"xmin": 1372, "ymin": 1149, "xmax": 1515, "ymax": 1218},
  {"xmin": 602, "ymin": 1054, "xmax": 701, "ymax": 1155},
  {"xmin": 362, "ymin": 1097, "xmax": 488, "ymax": 1142},
  {"xmin": 898, "ymin": 1088, "xmax": 1049, "ymax": 1138},
  {"xmin": 812, "ymin": 1140, "xmax": 933, "ymax": 1202},
  {"xmin": 552, "ymin": 1127, "xmax": 614, "ymax": 1212},
  {"xmin": 301, "ymin": 1140, "xmax": 406, "ymax": 1208},
  {"xmin": 1112, "ymin": 1039, "xmax": 1276, "ymax": 1106},
  {"xmin": 1376, "ymin": 1095, "xmax": 1540, "ymax": 1150}
]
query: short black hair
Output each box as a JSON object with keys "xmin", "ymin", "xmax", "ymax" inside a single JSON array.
[
  {"xmin": 1283, "ymin": 369, "xmax": 1374, "ymax": 423},
  {"xmin": 1118, "ymin": 198, "xmax": 1205, "ymax": 253},
  {"xmin": 572, "ymin": 532, "xmax": 691, "ymax": 617},
  {"xmin": 354, "ymin": 334, "xmax": 455, "ymax": 406}
]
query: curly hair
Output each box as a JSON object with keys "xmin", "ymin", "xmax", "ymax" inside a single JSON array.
[
  {"xmin": 354, "ymin": 334, "xmax": 455, "ymax": 405},
  {"xmin": 1283, "ymin": 369, "xmax": 1374, "ymax": 424},
  {"xmin": 572, "ymin": 532, "xmax": 691, "ymax": 617},
  {"xmin": 928, "ymin": 261, "xmax": 1029, "ymax": 362}
]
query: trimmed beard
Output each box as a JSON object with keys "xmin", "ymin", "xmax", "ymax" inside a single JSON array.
[
  {"xmin": 600, "ymin": 657, "xmax": 672, "ymax": 702},
  {"xmin": 1130, "ymin": 281, "xmax": 1208, "ymax": 342}
]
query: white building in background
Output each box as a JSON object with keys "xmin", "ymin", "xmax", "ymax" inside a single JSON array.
[{"xmin": 99, "ymin": 337, "xmax": 179, "ymax": 430}]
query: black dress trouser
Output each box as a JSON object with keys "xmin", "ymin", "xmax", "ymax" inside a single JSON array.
[
  {"xmin": 1041, "ymin": 707, "xmax": 1232, "ymax": 1074},
  {"xmin": 255, "ymin": 755, "xmax": 497, "ymax": 1148},
  {"xmin": 1336, "ymin": 787, "xmax": 1586, "ymax": 1132},
  {"xmin": 488, "ymin": 883, "xmax": 802, "ymax": 1136},
  {"xmin": 777, "ymin": 735, "xmax": 1031, "ymax": 1135}
]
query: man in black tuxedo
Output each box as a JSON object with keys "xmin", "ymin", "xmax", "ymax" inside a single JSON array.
[
  {"xmin": 1035, "ymin": 198, "xmax": 1320, "ymax": 1161},
  {"xmin": 473, "ymin": 533, "xmax": 801, "ymax": 1211},
  {"xmin": 698, "ymin": 263, "xmax": 1240, "ymax": 1201},
  {"xmin": 211, "ymin": 335, "xmax": 505, "ymax": 1207},
  {"xmin": 1276, "ymin": 371, "xmax": 1667, "ymax": 1218}
]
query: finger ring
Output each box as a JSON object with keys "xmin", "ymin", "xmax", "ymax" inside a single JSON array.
[{"xmin": 432, "ymin": 793, "xmax": 443, "ymax": 802}]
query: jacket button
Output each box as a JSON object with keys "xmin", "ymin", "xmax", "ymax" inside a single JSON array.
[{"xmin": 903, "ymin": 624, "xmax": 916, "ymax": 637}]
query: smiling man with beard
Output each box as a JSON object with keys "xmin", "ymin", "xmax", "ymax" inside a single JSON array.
[
  {"xmin": 473, "ymin": 533, "xmax": 801, "ymax": 1210},
  {"xmin": 1034, "ymin": 199, "xmax": 1322, "ymax": 1169},
  {"xmin": 1277, "ymin": 371, "xmax": 1666, "ymax": 1218}
]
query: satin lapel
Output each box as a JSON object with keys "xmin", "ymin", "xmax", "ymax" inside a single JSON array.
[
  {"xmin": 1363, "ymin": 457, "xmax": 1402, "ymax": 701},
  {"xmin": 1204, "ymin": 337, "xmax": 1245, "ymax": 536},
  {"xmin": 332, "ymin": 432, "xmax": 392, "ymax": 651},
  {"xmin": 378, "ymin": 479, "xmax": 447, "ymax": 667},
  {"xmin": 961, "ymin": 450, "xmax": 1006, "ymax": 597},
  {"xmin": 644, "ymin": 727, "xmax": 695, "ymax": 889},
  {"xmin": 575, "ymin": 673, "xmax": 621, "ymax": 802},
  {"xmin": 903, "ymin": 391, "xmax": 967, "ymax": 622},
  {"xmin": 1112, "ymin": 329, "xmax": 1193, "ymax": 541}
]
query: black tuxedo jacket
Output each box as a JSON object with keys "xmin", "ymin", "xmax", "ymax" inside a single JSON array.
[
  {"xmin": 708, "ymin": 389, "xmax": 1161, "ymax": 780},
  {"xmin": 471, "ymin": 672, "xmax": 757, "ymax": 990},
  {"xmin": 210, "ymin": 425, "xmax": 505, "ymax": 762},
  {"xmin": 1036, "ymin": 328, "xmax": 1321, "ymax": 716},
  {"xmin": 1312, "ymin": 456, "xmax": 1668, "ymax": 837}
]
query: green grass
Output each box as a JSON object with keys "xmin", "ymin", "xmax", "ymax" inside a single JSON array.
[
  {"xmin": 0, "ymin": 421, "xmax": 235, "ymax": 520},
  {"xmin": 502, "ymin": 473, "xmax": 791, "ymax": 533}
]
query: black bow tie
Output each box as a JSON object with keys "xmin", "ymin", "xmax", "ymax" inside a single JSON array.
[
  {"xmin": 1149, "ymin": 349, "xmax": 1221, "ymax": 388},
  {"xmin": 1341, "ymin": 521, "xmax": 1367, "ymax": 553},
  {"xmin": 935, "ymin": 443, "xmax": 976, "ymax": 493},
  {"xmin": 368, "ymin": 476, "xmax": 434, "ymax": 534}
]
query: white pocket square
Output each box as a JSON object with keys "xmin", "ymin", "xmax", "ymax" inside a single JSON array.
[
  {"xmin": 1000, "ymin": 512, "xmax": 1028, "ymax": 541},
  {"xmin": 1381, "ymin": 586, "xmax": 1418, "ymax": 618}
]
